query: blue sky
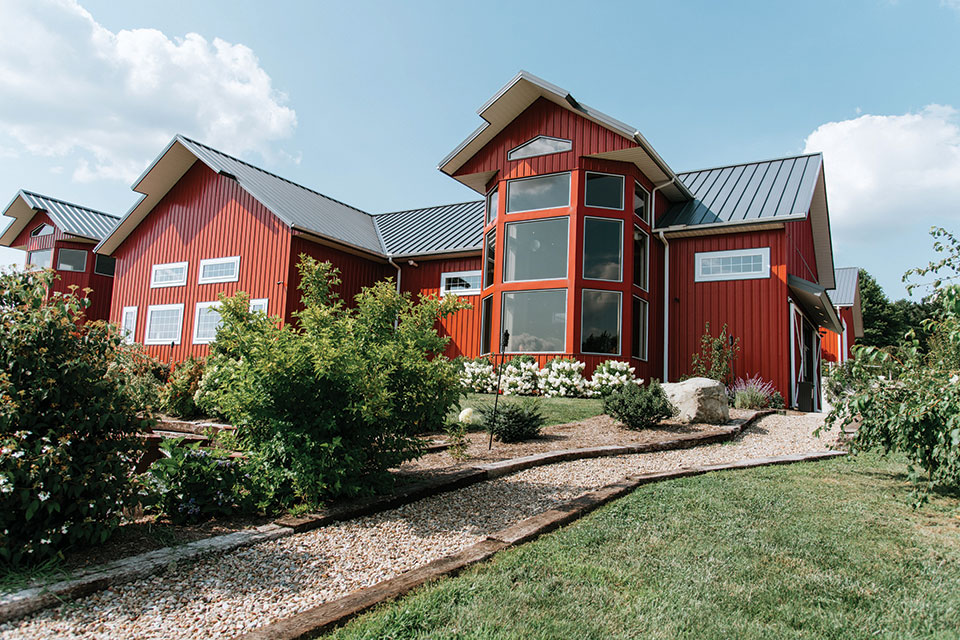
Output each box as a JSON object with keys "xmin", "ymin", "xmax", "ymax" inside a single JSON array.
[{"xmin": 1, "ymin": 0, "xmax": 959, "ymax": 299}]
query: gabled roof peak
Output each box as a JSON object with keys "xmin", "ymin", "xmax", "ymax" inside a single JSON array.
[{"xmin": 1, "ymin": 189, "xmax": 120, "ymax": 246}]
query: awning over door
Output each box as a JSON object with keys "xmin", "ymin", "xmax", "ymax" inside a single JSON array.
[{"xmin": 788, "ymin": 275, "xmax": 843, "ymax": 334}]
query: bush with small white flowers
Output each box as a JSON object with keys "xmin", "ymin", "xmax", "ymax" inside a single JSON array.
[
  {"xmin": 459, "ymin": 357, "xmax": 498, "ymax": 393},
  {"xmin": 588, "ymin": 360, "xmax": 644, "ymax": 397},
  {"xmin": 538, "ymin": 358, "xmax": 591, "ymax": 397},
  {"xmin": 500, "ymin": 356, "xmax": 541, "ymax": 395}
]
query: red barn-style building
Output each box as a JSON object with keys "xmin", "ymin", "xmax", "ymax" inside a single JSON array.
[
  {"xmin": 93, "ymin": 71, "xmax": 844, "ymax": 410},
  {"xmin": 0, "ymin": 191, "xmax": 120, "ymax": 321},
  {"xmin": 820, "ymin": 267, "xmax": 864, "ymax": 364}
]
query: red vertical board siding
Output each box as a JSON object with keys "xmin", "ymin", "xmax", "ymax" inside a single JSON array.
[
  {"xmin": 284, "ymin": 237, "xmax": 391, "ymax": 322},
  {"xmin": 110, "ymin": 162, "xmax": 292, "ymax": 362},
  {"xmin": 669, "ymin": 230, "xmax": 790, "ymax": 398},
  {"xmin": 784, "ymin": 217, "xmax": 818, "ymax": 282}
]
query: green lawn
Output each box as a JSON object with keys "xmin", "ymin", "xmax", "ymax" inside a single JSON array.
[
  {"xmin": 328, "ymin": 453, "xmax": 960, "ymax": 639},
  {"xmin": 454, "ymin": 393, "xmax": 605, "ymax": 427}
]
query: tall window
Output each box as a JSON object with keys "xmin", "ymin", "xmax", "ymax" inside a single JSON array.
[
  {"xmin": 480, "ymin": 295, "xmax": 493, "ymax": 355},
  {"xmin": 27, "ymin": 249, "xmax": 52, "ymax": 269},
  {"xmin": 501, "ymin": 290, "xmax": 566, "ymax": 353},
  {"xmin": 151, "ymin": 261, "xmax": 188, "ymax": 288},
  {"xmin": 121, "ymin": 307, "xmax": 137, "ymax": 344},
  {"xmin": 506, "ymin": 173, "xmax": 570, "ymax": 213},
  {"xmin": 633, "ymin": 226, "xmax": 649, "ymax": 290},
  {"xmin": 483, "ymin": 230, "xmax": 496, "ymax": 289},
  {"xmin": 581, "ymin": 289, "xmax": 621, "ymax": 355},
  {"xmin": 198, "ymin": 256, "xmax": 240, "ymax": 284},
  {"xmin": 441, "ymin": 270, "xmax": 481, "ymax": 296},
  {"xmin": 503, "ymin": 217, "xmax": 568, "ymax": 282},
  {"xmin": 584, "ymin": 172, "xmax": 624, "ymax": 210},
  {"xmin": 57, "ymin": 248, "xmax": 87, "ymax": 272},
  {"xmin": 583, "ymin": 217, "xmax": 623, "ymax": 281},
  {"xmin": 634, "ymin": 181, "xmax": 650, "ymax": 224},
  {"xmin": 145, "ymin": 304, "xmax": 184, "ymax": 345},
  {"xmin": 193, "ymin": 301, "xmax": 223, "ymax": 344},
  {"xmin": 695, "ymin": 247, "xmax": 770, "ymax": 282},
  {"xmin": 632, "ymin": 297, "xmax": 648, "ymax": 361},
  {"xmin": 485, "ymin": 187, "xmax": 498, "ymax": 226},
  {"xmin": 507, "ymin": 136, "xmax": 572, "ymax": 161}
]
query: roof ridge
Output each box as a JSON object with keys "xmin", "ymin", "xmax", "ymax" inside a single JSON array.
[
  {"xmin": 19, "ymin": 189, "xmax": 121, "ymax": 219},
  {"xmin": 176, "ymin": 135, "xmax": 373, "ymax": 218},
  {"xmin": 679, "ymin": 152, "xmax": 822, "ymax": 177},
  {"xmin": 375, "ymin": 199, "xmax": 484, "ymax": 217}
]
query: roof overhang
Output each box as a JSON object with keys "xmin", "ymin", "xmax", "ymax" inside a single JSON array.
[
  {"xmin": 809, "ymin": 167, "xmax": 835, "ymax": 289},
  {"xmin": 0, "ymin": 192, "xmax": 37, "ymax": 247},
  {"xmin": 439, "ymin": 71, "xmax": 691, "ymax": 202},
  {"xmin": 654, "ymin": 213, "xmax": 807, "ymax": 239},
  {"xmin": 291, "ymin": 227, "xmax": 388, "ymax": 263},
  {"xmin": 851, "ymin": 285, "xmax": 864, "ymax": 338},
  {"xmin": 788, "ymin": 274, "xmax": 843, "ymax": 334}
]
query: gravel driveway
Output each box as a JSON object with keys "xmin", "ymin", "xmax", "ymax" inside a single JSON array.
[{"xmin": 1, "ymin": 412, "xmax": 839, "ymax": 640}]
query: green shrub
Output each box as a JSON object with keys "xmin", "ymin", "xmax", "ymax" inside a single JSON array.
[
  {"xmin": 688, "ymin": 322, "xmax": 741, "ymax": 385},
  {"xmin": 480, "ymin": 399, "xmax": 545, "ymax": 443},
  {"xmin": 0, "ymin": 270, "xmax": 152, "ymax": 565},
  {"xmin": 161, "ymin": 357, "xmax": 205, "ymax": 418},
  {"xmin": 769, "ymin": 391, "xmax": 785, "ymax": 410},
  {"xmin": 603, "ymin": 380, "xmax": 676, "ymax": 430},
  {"xmin": 110, "ymin": 342, "xmax": 168, "ymax": 412}
]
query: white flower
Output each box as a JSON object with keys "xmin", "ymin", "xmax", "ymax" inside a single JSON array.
[
  {"xmin": 40, "ymin": 538, "xmax": 51, "ymax": 545},
  {"xmin": 458, "ymin": 408, "xmax": 475, "ymax": 424},
  {"xmin": 37, "ymin": 491, "xmax": 50, "ymax": 501}
]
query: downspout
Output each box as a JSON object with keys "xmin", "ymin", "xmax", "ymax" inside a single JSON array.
[{"xmin": 651, "ymin": 177, "xmax": 675, "ymax": 383}]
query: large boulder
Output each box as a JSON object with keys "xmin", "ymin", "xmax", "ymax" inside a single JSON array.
[{"xmin": 661, "ymin": 377, "xmax": 729, "ymax": 424}]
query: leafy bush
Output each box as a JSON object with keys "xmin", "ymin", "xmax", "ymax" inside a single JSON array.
[
  {"xmin": 769, "ymin": 391, "xmax": 785, "ymax": 410},
  {"xmin": 0, "ymin": 270, "xmax": 151, "ymax": 565},
  {"xmin": 589, "ymin": 360, "xmax": 643, "ymax": 397},
  {"xmin": 110, "ymin": 342, "xmax": 168, "ymax": 412},
  {"xmin": 480, "ymin": 399, "xmax": 545, "ymax": 443},
  {"xmin": 500, "ymin": 355, "xmax": 540, "ymax": 395},
  {"xmin": 538, "ymin": 358, "xmax": 590, "ymax": 398},
  {"xmin": 689, "ymin": 322, "xmax": 741, "ymax": 385},
  {"xmin": 603, "ymin": 380, "xmax": 677, "ymax": 431},
  {"xmin": 143, "ymin": 439, "xmax": 252, "ymax": 524},
  {"xmin": 729, "ymin": 375, "xmax": 777, "ymax": 409},
  {"xmin": 460, "ymin": 357, "xmax": 498, "ymax": 393},
  {"xmin": 161, "ymin": 357, "xmax": 205, "ymax": 418},
  {"xmin": 195, "ymin": 257, "xmax": 467, "ymax": 508}
]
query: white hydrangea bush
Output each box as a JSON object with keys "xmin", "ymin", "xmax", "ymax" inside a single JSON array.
[
  {"xmin": 589, "ymin": 360, "xmax": 643, "ymax": 396},
  {"xmin": 501, "ymin": 359, "xmax": 541, "ymax": 395},
  {"xmin": 538, "ymin": 358, "xmax": 590, "ymax": 397},
  {"xmin": 459, "ymin": 358, "xmax": 497, "ymax": 393}
]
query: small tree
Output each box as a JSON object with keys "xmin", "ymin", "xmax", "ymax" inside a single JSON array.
[{"xmin": 689, "ymin": 322, "xmax": 740, "ymax": 385}]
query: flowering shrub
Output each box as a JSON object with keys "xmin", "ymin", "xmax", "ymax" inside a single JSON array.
[
  {"xmin": 729, "ymin": 375, "xmax": 778, "ymax": 409},
  {"xmin": 589, "ymin": 360, "xmax": 643, "ymax": 397},
  {"xmin": 500, "ymin": 356, "xmax": 540, "ymax": 395},
  {"xmin": 161, "ymin": 357, "xmax": 205, "ymax": 418},
  {"xmin": 460, "ymin": 357, "xmax": 497, "ymax": 393},
  {"xmin": 538, "ymin": 358, "xmax": 590, "ymax": 397},
  {"xmin": 0, "ymin": 270, "xmax": 151, "ymax": 565},
  {"xmin": 109, "ymin": 342, "xmax": 168, "ymax": 413}
]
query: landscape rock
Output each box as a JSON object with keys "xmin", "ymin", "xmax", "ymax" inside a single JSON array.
[{"xmin": 662, "ymin": 377, "xmax": 729, "ymax": 424}]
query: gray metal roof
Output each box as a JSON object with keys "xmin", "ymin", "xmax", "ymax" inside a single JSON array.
[
  {"xmin": 18, "ymin": 190, "xmax": 120, "ymax": 240},
  {"xmin": 658, "ymin": 153, "xmax": 823, "ymax": 228},
  {"xmin": 177, "ymin": 136, "xmax": 384, "ymax": 255},
  {"xmin": 374, "ymin": 201, "xmax": 484, "ymax": 256},
  {"xmin": 827, "ymin": 267, "xmax": 859, "ymax": 307}
]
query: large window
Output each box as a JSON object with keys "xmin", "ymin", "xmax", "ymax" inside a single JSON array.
[
  {"xmin": 193, "ymin": 301, "xmax": 222, "ymax": 344},
  {"xmin": 503, "ymin": 217, "xmax": 568, "ymax": 282},
  {"xmin": 483, "ymin": 230, "xmax": 496, "ymax": 289},
  {"xmin": 584, "ymin": 172, "xmax": 624, "ymax": 210},
  {"xmin": 695, "ymin": 247, "xmax": 770, "ymax": 282},
  {"xmin": 145, "ymin": 304, "xmax": 184, "ymax": 345},
  {"xmin": 27, "ymin": 249, "xmax": 52, "ymax": 269},
  {"xmin": 633, "ymin": 226, "xmax": 649, "ymax": 290},
  {"xmin": 121, "ymin": 306, "xmax": 137, "ymax": 344},
  {"xmin": 441, "ymin": 270, "xmax": 481, "ymax": 296},
  {"xmin": 583, "ymin": 217, "xmax": 622, "ymax": 281},
  {"xmin": 151, "ymin": 261, "xmax": 188, "ymax": 288},
  {"xmin": 632, "ymin": 297, "xmax": 648, "ymax": 360},
  {"xmin": 501, "ymin": 289, "xmax": 566, "ymax": 353},
  {"xmin": 198, "ymin": 256, "xmax": 240, "ymax": 284},
  {"xmin": 57, "ymin": 248, "xmax": 87, "ymax": 272},
  {"xmin": 634, "ymin": 181, "xmax": 650, "ymax": 225},
  {"xmin": 485, "ymin": 187, "xmax": 498, "ymax": 226},
  {"xmin": 505, "ymin": 173, "xmax": 570, "ymax": 213},
  {"xmin": 581, "ymin": 289, "xmax": 621, "ymax": 355},
  {"xmin": 507, "ymin": 136, "xmax": 572, "ymax": 161},
  {"xmin": 480, "ymin": 295, "xmax": 493, "ymax": 355},
  {"xmin": 94, "ymin": 254, "xmax": 116, "ymax": 277}
]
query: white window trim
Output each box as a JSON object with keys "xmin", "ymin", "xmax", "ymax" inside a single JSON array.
[
  {"xmin": 485, "ymin": 186, "xmax": 498, "ymax": 226},
  {"xmin": 144, "ymin": 303, "xmax": 185, "ymax": 345},
  {"xmin": 634, "ymin": 180, "xmax": 651, "ymax": 225},
  {"xmin": 198, "ymin": 255, "xmax": 240, "ymax": 285},
  {"xmin": 57, "ymin": 248, "xmax": 87, "ymax": 273},
  {"xmin": 502, "ymin": 216, "xmax": 570, "ymax": 284},
  {"xmin": 506, "ymin": 135, "xmax": 573, "ymax": 162},
  {"xmin": 584, "ymin": 171, "xmax": 625, "ymax": 211},
  {"xmin": 440, "ymin": 270, "xmax": 482, "ymax": 297},
  {"xmin": 249, "ymin": 298, "xmax": 269, "ymax": 314},
  {"xmin": 150, "ymin": 261, "xmax": 188, "ymax": 288},
  {"xmin": 581, "ymin": 289, "xmax": 622, "ymax": 357},
  {"xmin": 94, "ymin": 254, "xmax": 116, "ymax": 277},
  {"xmin": 483, "ymin": 230, "xmax": 496, "ymax": 290},
  {"xmin": 30, "ymin": 224, "xmax": 54, "ymax": 237},
  {"xmin": 27, "ymin": 249, "xmax": 52, "ymax": 270},
  {"xmin": 501, "ymin": 288, "xmax": 568, "ymax": 354},
  {"xmin": 633, "ymin": 226, "xmax": 649, "ymax": 292},
  {"xmin": 694, "ymin": 247, "xmax": 771, "ymax": 282},
  {"xmin": 582, "ymin": 216, "xmax": 623, "ymax": 283},
  {"xmin": 505, "ymin": 172, "xmax": 572, "ymax": 214},
  {"xmin": 631, "ymin": 296, "xmax": 649, "ymax": 362},
  {"xmin": 479, "ymin": 295, "xmax": 493, "ymax": 356},
  {"xmin": 193, "ymin": 301, "xmax": 222, "ymax": 345},
  {"xmin": 121, "ymin": 306, "xmax": 137, "ymax": 344}
]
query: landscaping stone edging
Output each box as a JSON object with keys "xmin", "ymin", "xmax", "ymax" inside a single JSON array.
[
  {"xmin": 0, "ymin": 409, "xmax": 774, "ymax": 625},
  {"xmin": 235, "ymin": 449, "xmax": 848, "ymax": 640}
]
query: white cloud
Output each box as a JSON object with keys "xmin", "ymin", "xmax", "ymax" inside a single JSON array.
[
  {"xmin": 0, "ymin": 0, "xmax": 297, "ymax": 183},
  {"xmin": 803, "ymin": 105, "xmax": 960, "ymax": 236}
]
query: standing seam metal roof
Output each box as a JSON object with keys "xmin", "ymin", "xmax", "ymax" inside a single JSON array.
[
  {"xmin": 827, "ymin": 267, "xmax": 859, "ymax": 306},
  {"xmin": 18, "ymin": 190, "xmax": 120, "ymax": 241},
  {"xmin": 374, "ymin": 201, "xmax": 484, "ymax": 256}
]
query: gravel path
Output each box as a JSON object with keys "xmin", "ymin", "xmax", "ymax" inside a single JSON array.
[{"xmin": 1, "ymin": 412, "xmax": 840, "ymax": 640}]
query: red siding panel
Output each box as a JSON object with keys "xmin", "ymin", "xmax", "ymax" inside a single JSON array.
[{"xmin": 785, "ymin": 217, "xmax": 818, "ymax": 282}]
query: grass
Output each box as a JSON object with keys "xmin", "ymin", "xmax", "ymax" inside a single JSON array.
[
  {"xmin": 454, "ymin": 393, "xmax": 605, "ymax": 428},
  {"xmin": 328, "ymin": 453, "xmax": 960, "ymax": 639}
]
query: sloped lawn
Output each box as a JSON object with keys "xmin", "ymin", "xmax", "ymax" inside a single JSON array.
[
  {"xmin": 454, "ymin": 393, "xmax": 605, "ymax": 427},
  {"xmin": 328, "ymin": 452, "xmax": 960, "ymax": 639}
]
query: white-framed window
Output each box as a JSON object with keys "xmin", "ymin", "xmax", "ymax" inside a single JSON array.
[
  {"xmin": 27, "ymin": 248, "xmax": 52, "ymax": 270},
  {"xmin": 583, "ymin": 216, "xmax": 623, "ymax": 282},
  {"xmin": 505, "ymin": 172, "xmax": 571, "ymax": 214},
  {"xmin": 584, "ymin": 172, "xmax": 624, "ymax": 210},
  {"xmin": 30, "ymin": 224, "xmax": 53, "ymax": 237},
  {"xmin": 483, "ymin": 230, "xmax": 496, "ymax": 289},
  {"xmin": 634, "ymin": 181, "xmax": 650, "ymax": 225},
  {"xmin": 633, "ymin": 226, "xmax": 649, "ymax": 291},
  {"xmin": 249, "ymin": 298, "xmax": 269, "ymax": 314},
  {"xmin": 151, "ymin": 261, "xmax": 188, "ymax": 288},
  {"xmin": 480, "ymin": 295, "xmax": 493, "ymax": 355},
  {"xmin": 145, "ymin": 303, "xmax": 184, "ymax": 345},
  {"xmin": 94, "ymin": 254, "xmax": 116, "ymax": 277},
  {"xmin": 506, "ymin": 135, "xmax": 573, "ymax": 162},
  {"xmin": 501, "ymin": 289, "xmax": 567, "ymax": 354},
  {"xmin": 57, "ymin": 248, "xmax": 87, "ymax": 272},
  {"xmin": 581, "ymin": 289, "xmax": 621, "ymax": 356},
  {"xmin": 441, "ymin": 270, "xmax": 482, "ymax": 296},
  {"xmin": 695, "ymin": 247, "xmax": 771, "ymax": 282},
  {"xmin": 503, "ymin": 217, "xmax": 569, "ymax": 282},
  {"xmin": 631, "ymin": 297, "xmax": 648, "ymax": 361},
  {"xmin": 198, "ymin": 255, "xmax": 240, "ymax": 284},
  {"xmin": 121, "ymin": 306, "xmax": 137, "ymax": 344},
  {"xmin": 193, "ymin": 301, "xmax": 222, "ymax": 345},
  {"xmin": 485, "ymin": 187, "xmax": 499, "ymax": 226}
]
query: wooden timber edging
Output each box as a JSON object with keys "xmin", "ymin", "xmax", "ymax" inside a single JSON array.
[
  {"xmin": 235, "ymin": 449, "xmax": 848, "ymax": 640},
  {"xmin": 0, "ymin": 410, "xmax": 774, "ymax": 624}
]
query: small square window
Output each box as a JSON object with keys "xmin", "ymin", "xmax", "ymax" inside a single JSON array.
[
  {"xmin": 145, "ymin": 304, "xmax": 184, "ymax": 345},
  {"xmin": 249, "ymin": 298, "xmax": 269, "ymax": 314},
  {"xmin": 94, "ymin": 254, "xmax": 116, "ymax": 277},
  {"xmin": 57, "ymin": 248, "xmax": 87, "ymax": 272},
  {"xmin": 584, "ymin": 172, "xmax": 624, "ymax": 210},
  {"xmin": 27, "ymin": 249, "xmax": 52, "ymax": 270}
]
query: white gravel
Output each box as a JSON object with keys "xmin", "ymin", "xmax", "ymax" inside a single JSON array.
[{"xmin": 1, "ymin": 412, "xmax": 839, "ymax": 639}]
